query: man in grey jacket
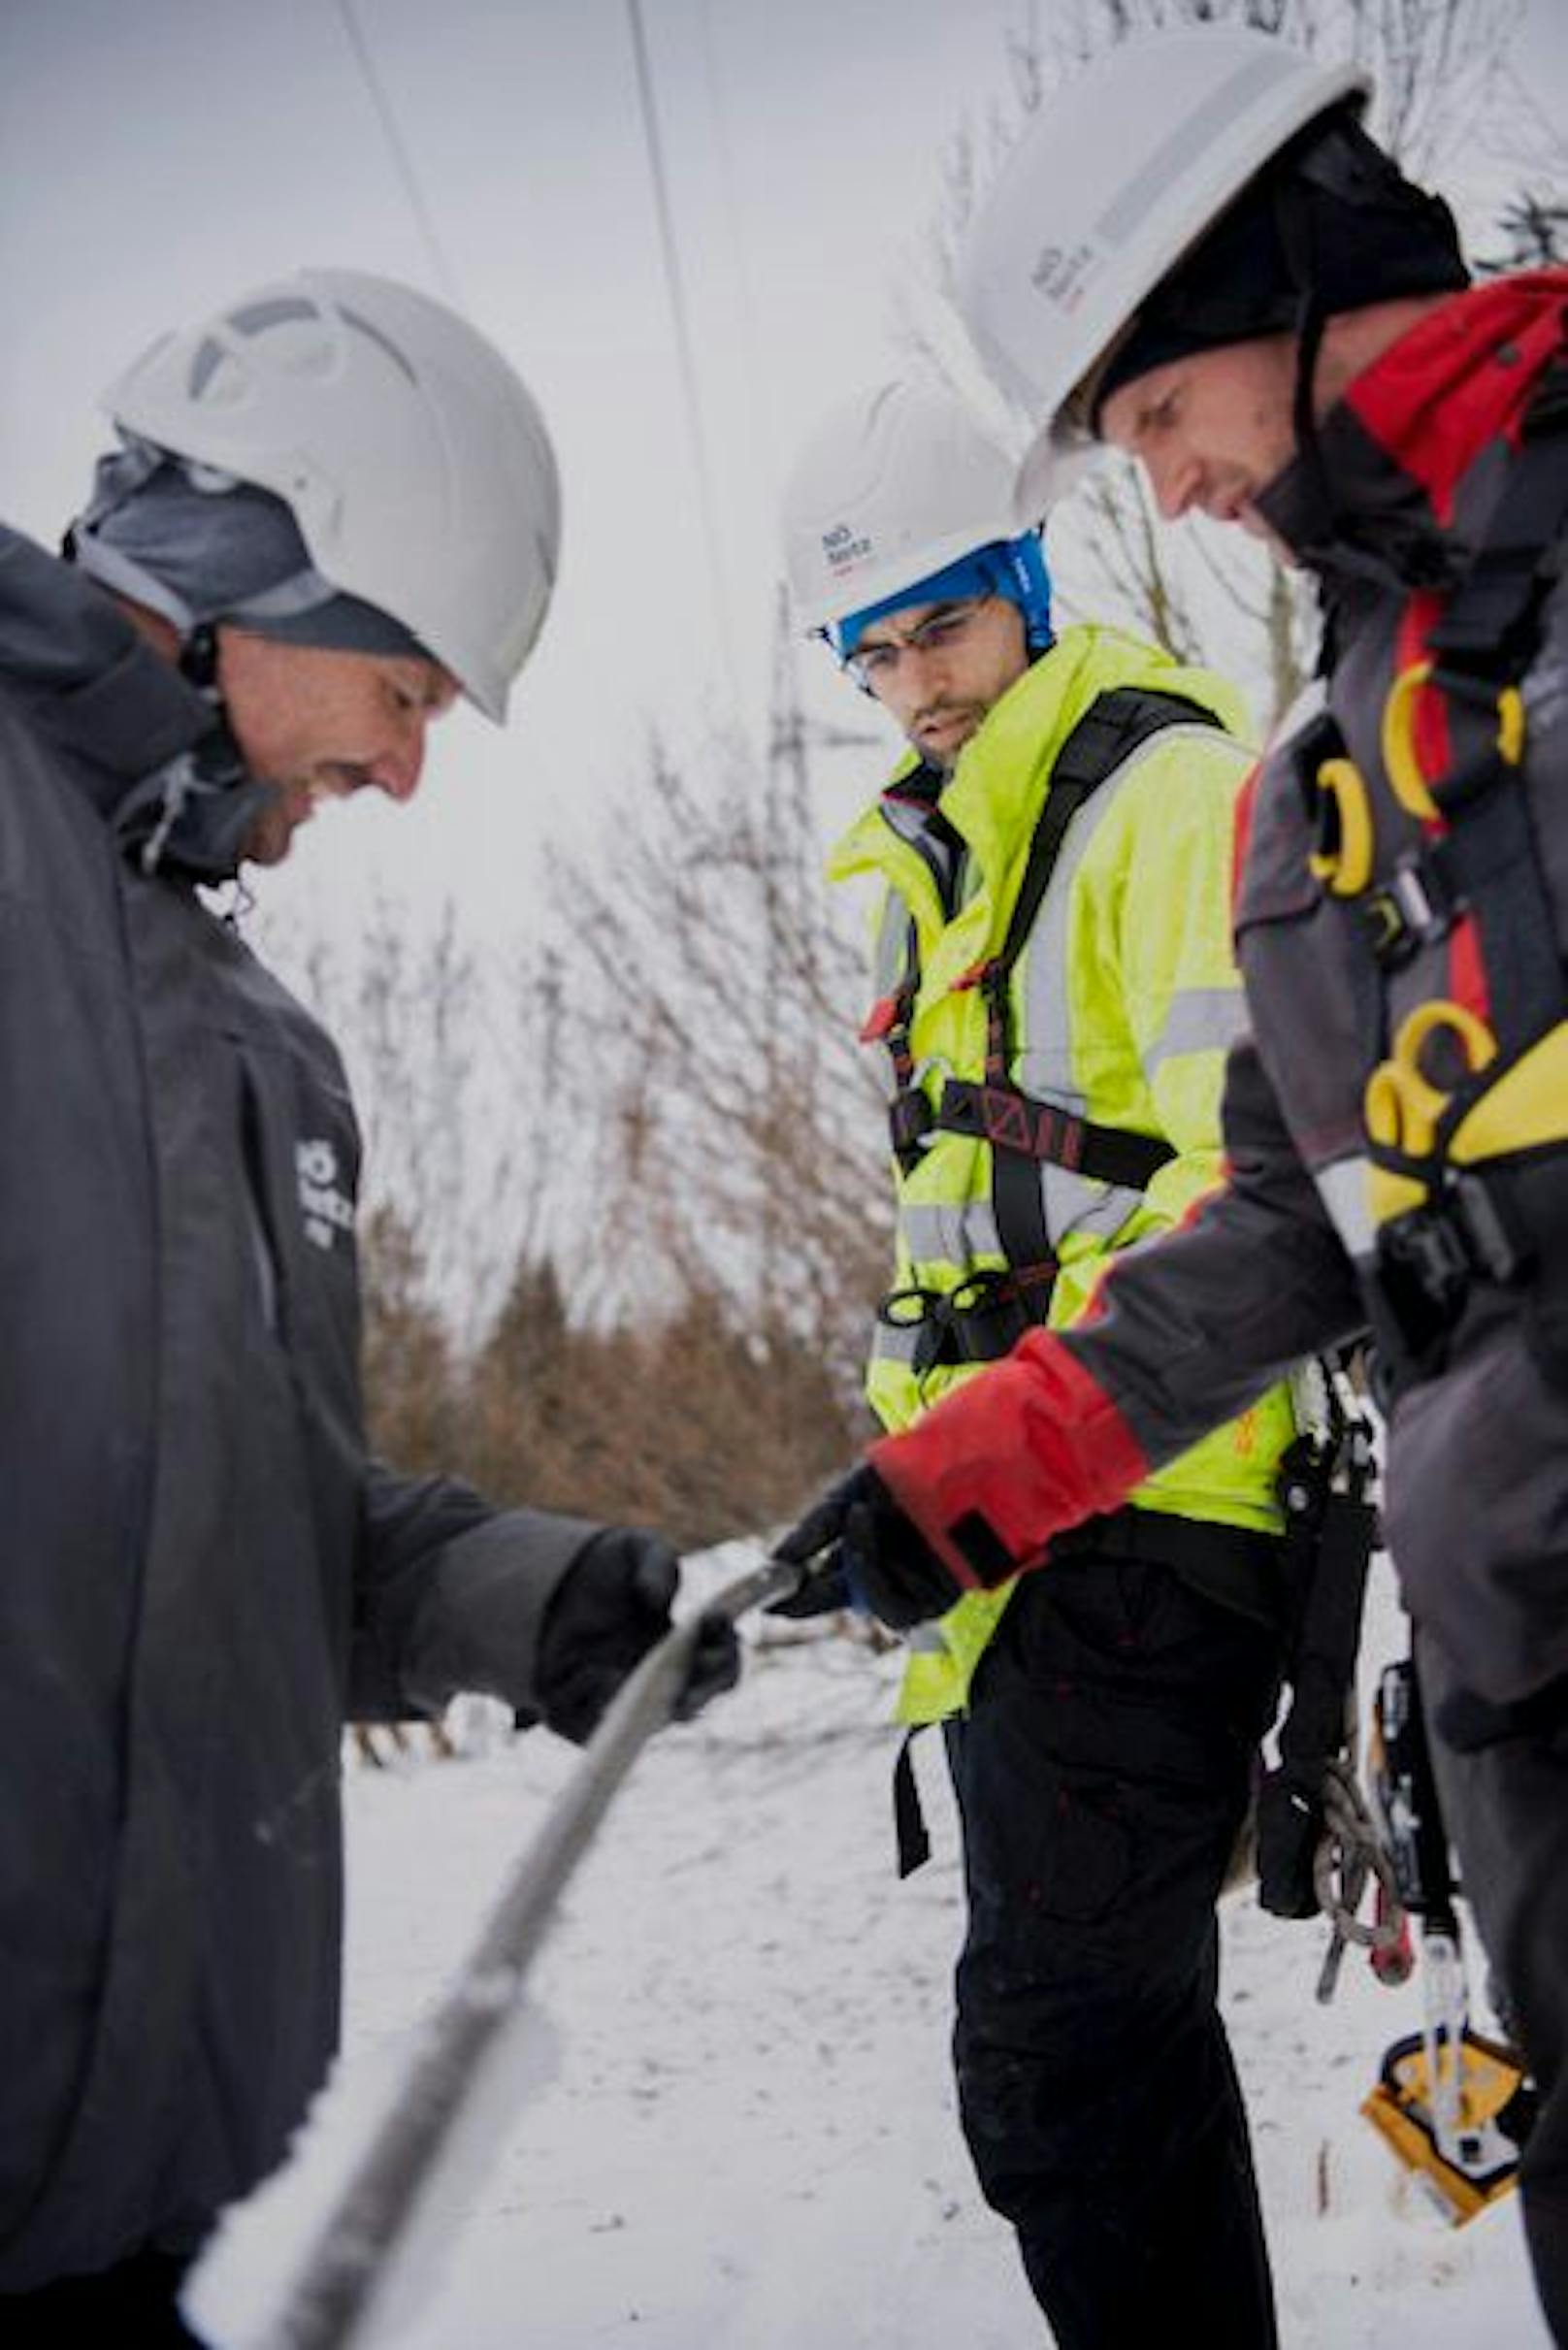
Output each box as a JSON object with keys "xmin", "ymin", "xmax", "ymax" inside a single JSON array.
[
  {"xmin": 0, "ymin": 269, "xmax": 735, "ymax": 2343},
  {"xmin": 787, "ymin": 31, "xmax": 1568, "ymax": 2341}
]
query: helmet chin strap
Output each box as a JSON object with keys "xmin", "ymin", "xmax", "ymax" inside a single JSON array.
[
  {"xmin": 178, "ymin": 620, "xmax": 221, "ymax": 698},
  {"xmin": 1288, "ymin": 289, "xmax": 1337, "ymax": 548},
  {"xmin": 1273, "ymin": 162, "xmax": 1341, "ymax": 559},
  {"xmin": 175, "ymin": 620, "xmax": 248, "ymax": 763}
]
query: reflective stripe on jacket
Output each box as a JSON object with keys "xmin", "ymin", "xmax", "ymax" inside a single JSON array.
[{"xmin": 830, "ymin": 625, "xmax": 1296, "ymax": 1720}]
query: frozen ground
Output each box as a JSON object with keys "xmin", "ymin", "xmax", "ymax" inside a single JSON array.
[{"xmin": 188, "ymin": 1550, "xmax": 1548, "ymax": 2349}]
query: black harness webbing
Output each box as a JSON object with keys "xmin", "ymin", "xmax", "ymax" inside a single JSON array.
[
  {"xmin": 1363, "ymin": 366, "xmax": 1568, "ymax": 1046},
  {"xmin": 954, "ymin": 687, "xmax": 1217, "ymax": 1295},
  {"xmin": 1419, "ymin": 366, "xmax": 1568, "ymax": 1048},
  {"xmin": 892, "ymin": 1730, "xmax": 931, "ymax": 1879},
  {"xmin": 1345, "ymin": 364, "xmax": 1568, "ymax": 1392}
]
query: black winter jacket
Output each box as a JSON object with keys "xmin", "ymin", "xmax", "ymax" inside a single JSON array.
[{"xmin": 0, "ymin": 530, "xmax": 598, "ymax": 2290}]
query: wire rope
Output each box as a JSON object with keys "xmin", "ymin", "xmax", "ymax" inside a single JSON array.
[{"xmin": 625, "ymin": 0, "xmax": 744, "ymax": 720}]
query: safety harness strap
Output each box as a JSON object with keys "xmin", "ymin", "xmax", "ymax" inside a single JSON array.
[
  {"xmin": 957, "ymin": 687, "xmax": 1217, "ymax": 1302},
  {"xmin": 935, "ymin": 1078, "xmax": 1174, "ymax": 1188},
  {"xmin": 1419, "ymin": 369, "xmax": 1568, "ymax": 1044},
  {"xmin": 1355, "ymin": 368, "xmax": 1568, "ymax": 1392},
  {"xmin": 1349, "ymin": 371, "xmax": 1568, "ymax": 994},
  {"xmin": 872, "ymin": 686, "xmax": 1223, "ymax": 1367},
  {"xmin": 1422, "ymin": 364, "xmax": 1568, "ymax": 694},
  {"xmin": 998, "ymin": 687, "xmax": 1221, "ymax": 977}
]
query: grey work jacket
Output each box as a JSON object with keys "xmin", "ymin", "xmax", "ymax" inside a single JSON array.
[
  {"xmin": 1049, "ymin": 276, "xmax": 1568, "ymax": 1711},
  {"xmin": 0, "ymin": 529, "xmax": 595, "ymax": 2290}
]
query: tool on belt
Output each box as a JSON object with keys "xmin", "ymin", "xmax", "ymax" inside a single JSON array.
[{"xmin": 1254, "ymin": 1361, "xmax": 1406, "ymax": 2001}]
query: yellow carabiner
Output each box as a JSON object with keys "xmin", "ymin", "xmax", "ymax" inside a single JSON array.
[
  {"xmin": 1497, "ymin": 683, "xmax": 1525, "ymax": 767},
  {"xmin": 1382, "ymin": 662, "xmax": 1441, "ymax": 820},
  {"xmin": 1365, "ymin": 1000, "xmax": 1497, "ymax": 1158},
  {"xmin": 1364, "ymin": 999, "xmax": 1497, "ymax": 1227},
  {"xmin": 1383, "ymin": 661, "xmax": 1527, "ymax": 817},
  {"xmin": 1307, "ymin": 757, "xmax": 1376, "ymax": 896}
]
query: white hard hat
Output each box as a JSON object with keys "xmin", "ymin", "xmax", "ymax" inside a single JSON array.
[
  {"xmin": 780, "ymin": 379, "xmax": 1024, "ymax": 634},
  {"xmin": 959, "ymin": 29, "xmax": 1369, "ymax": 518},
  {"xmin": 102, "ymin": 268, "xmax": 561, "ymax": 722}
]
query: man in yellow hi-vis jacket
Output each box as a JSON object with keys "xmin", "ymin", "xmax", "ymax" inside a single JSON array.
[{"xmin": 776, "ymin": 379, "xmax": 1298, "ymax": 2349}]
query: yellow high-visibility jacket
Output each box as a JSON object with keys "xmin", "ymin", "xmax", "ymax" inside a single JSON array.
[{"xmin": 829, "ymin": 625, "xmax": 1297, "ymax": 1723}]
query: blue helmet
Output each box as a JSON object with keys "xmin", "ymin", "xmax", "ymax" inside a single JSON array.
[{"xmin": 832, "ymin": 530, "xmax": 1053, "ymax": 663}]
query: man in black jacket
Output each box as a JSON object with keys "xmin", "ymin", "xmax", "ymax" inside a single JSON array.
[{"xmin": 0, "ymin": 268, "xmax": 735, "ymax": 2342}]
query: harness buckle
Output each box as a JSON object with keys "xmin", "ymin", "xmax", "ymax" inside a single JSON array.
[
  {"xmin": 859, "ymin": 994, "xmax": 900, "ymax": 1045},
  {"xmin": 1368, "ymin": 1161, "xmax": 1536, "ymax": 1408},
  {"xmin": 1379, "ymin": 1203, "xmax": 1471, "ymax": 1319},
  {"xmin": 875, "ymin": 1267, "xmax": 1050, "ymax": 1378},
  {"xmin": 888, "ymin": 1087, "xmax": 933, "ymax": 1162},
  {"xmin": 1451, "ymin": 1170, "xmax": 1529, "ymax": 1287},
  {"xmin": 952, "ymin": 957, "xmax": 999, "ymax": 994},
  {"xmin": 1364, "ymin": 850, "xmax": 1458, "ymax": 969}
]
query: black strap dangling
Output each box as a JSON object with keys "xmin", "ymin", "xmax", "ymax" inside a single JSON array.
[{"xmin": 179, "ymin": 622, "xmax": 220, "ymax": 694}]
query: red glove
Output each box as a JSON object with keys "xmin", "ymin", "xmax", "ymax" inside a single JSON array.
[{"xmin": 867, "ymin": 1331, "xmax": 1148, "ymax": 1592}]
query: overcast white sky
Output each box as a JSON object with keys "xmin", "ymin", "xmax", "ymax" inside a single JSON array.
[
  {"xmin": 0, "ymin": 0, "xmax": 1021, "ymax": 940},
  {"xmin": 3, "ymin": 0, "xmax": 1565, "ymax": 950}
]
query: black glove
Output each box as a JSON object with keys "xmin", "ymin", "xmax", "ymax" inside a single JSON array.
[
  {"xmin": 767, "ymin": 1467, "xmax": 961, "ymax": 1632},
  {"xmin": 767, "ymin": 1469, "xmax": 864, "ymax": 1618},
  {"xmin": 1255, "ymin": 1766, "xmax": 1324, "ymax": 1920},
  {"xmin": 536, "ymin": 1528, "xmax": 739, "ymax": 1745},
  {"xmin": 677, "ymin": 1611, "xmax": 744, "ymax": 1723}
]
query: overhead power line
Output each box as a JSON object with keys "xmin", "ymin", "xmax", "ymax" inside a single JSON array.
[
  {"xmin": 624, "ymin": 0, "xmax": 744, "ymax": 724},
  {"xmin": 335, "ymin": 0, "xmax": 465, "ymax": 310}
]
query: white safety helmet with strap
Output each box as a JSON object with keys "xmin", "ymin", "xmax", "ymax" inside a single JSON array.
[
  {"xmin": 101, "ymin": 267, "xmax": 561, "ymax": 722},
  {"xmin": 960, "ymin": 30, "xmax": 1369, "ymax": 518},
  {"xmin": 781, "ymin": 379, "xmax": 1034, "ymax": 638}
]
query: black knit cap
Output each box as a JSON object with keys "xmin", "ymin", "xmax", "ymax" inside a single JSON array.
[{"xmin": 1091, "ymin": 107, "xmax": 1470, "ymax": 428}]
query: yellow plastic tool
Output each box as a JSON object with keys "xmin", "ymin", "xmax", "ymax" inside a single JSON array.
[
  {"xmin": 1364, "ymin": 1000, "xmax": 1497, "ymax": 1224},
  {"xmin": 1382, "ymin": 659, "xmax": 1526, "ymax": 821},
  {"xmin": 1449, "ymin": 1017, "xmax": 1568, "ymax": 1163},
  {"xmin": 1363, "ymin": 2023, "xmax": 1531, "ymax": 2225},
  {"xmin": 1309, "ymin": 755, "xmax": 1376, "ymax": 895}
]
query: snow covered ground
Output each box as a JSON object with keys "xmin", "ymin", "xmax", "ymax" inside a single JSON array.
[{"xmin": 188, "ymin": 1550, "xmax": 1548, "ymax": 2349}]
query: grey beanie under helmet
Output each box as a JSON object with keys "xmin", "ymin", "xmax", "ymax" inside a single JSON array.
[{"xmin": 67, "ymin": 437, "xmax": 434, "ymax": 664}]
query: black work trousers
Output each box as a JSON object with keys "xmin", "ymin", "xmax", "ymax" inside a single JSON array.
[
  {"xmin": 944, "ymin": 1551, "xmax": 1283, "ymax": 2350},
  {"xmin": 1422, "ymin": 1631, "xmax": 1568, "ymax": 2346},
  {"xmin": 0, "ymin": 2247, "xmax": 208, "ymax": 2345}
]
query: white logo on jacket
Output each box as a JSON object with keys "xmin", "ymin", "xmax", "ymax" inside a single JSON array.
[{"xmin": 296, "ymin": 1137, "xmax": 354, "ymax": 1252}]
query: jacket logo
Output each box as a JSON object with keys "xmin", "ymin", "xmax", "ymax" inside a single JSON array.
[{"xmin": 296, "ymin": 1137, "xmax": 355, "ymax": 1252}]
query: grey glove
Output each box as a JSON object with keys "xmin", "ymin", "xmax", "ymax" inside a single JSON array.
[{"xmin": 535, "ymin": 1528, "xmax": 739, "ymax": 1744}]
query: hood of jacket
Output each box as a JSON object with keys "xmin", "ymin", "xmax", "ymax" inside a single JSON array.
[
  {"xmin": 0, "ymin": 526, "xmax": 274, "ymax": 882},
  {"xmin": 1256, "ymin": 270, "xmax": 1568, "ymax": 594}
]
